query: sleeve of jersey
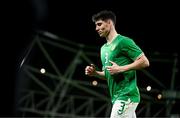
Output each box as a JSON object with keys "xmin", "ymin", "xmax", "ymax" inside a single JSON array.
[{"xmin": 121, "ymin": 38, "xmax": 143, "ymax": 61}]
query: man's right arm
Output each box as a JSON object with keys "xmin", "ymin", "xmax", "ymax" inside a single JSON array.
[
  {"xmin": 94, "ymin": 70, "xmax": 106, "ymax": 80},
  {"xmin": 85, "ymin": 64, "xmax": 106, "ymax": 80}
]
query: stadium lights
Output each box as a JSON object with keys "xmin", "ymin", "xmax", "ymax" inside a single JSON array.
[{"xmin": 40, "ymin": 68, "xmax": 46, "ymax": 74}]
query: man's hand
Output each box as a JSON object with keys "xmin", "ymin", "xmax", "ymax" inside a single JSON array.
[
  {"xmin": 106, "ymin": 61, "xmax": 126, "ymax": 75},
  {"xmin": 85, "ymin": 64, "xmax": 96, "ymax": 76}
]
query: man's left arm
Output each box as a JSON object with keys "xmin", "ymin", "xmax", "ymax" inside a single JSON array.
[
  {"xmin": 123, "ymin": 53, "xmax": 150, "ymax": 71},
  {"xmin": 106, "ymin": 53, "xmax": 150, "ymax": 74}
]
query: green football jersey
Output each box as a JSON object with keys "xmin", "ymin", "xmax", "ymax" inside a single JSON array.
[{"xmin": 100, "ymin": 34, "xmax": 143, "ymax": 104}]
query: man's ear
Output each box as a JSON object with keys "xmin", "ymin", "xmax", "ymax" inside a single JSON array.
[
  {"xmin": 107, "ymin": 19, "xmax": 114, "ymax": 26},
  {"xmin": 107, "ymin": 19, "xmax": 111, "ymax": 24},
  {"xmin": 104, "ymin": 19, "xmax": 110, "ymax": 24}
]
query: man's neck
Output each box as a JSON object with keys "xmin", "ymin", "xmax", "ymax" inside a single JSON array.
[{"xmin": 106, "ymin": 29, "xmax": 118, "ymax": 44}]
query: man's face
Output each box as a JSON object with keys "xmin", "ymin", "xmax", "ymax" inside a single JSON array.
[{"xmin": 95, "ymin": 19, "xmax": 110, "ymax": 37}]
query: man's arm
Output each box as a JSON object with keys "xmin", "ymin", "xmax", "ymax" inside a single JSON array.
[
  {"xmin": 85, "ymin": 64, "xmax": 106, "ymax": 80},
  {"xmin": 93, "ymin": 70, "xmax": 106, "ymax": 80},
  {"xmin": 106, "ymin": 54, "xmax": 150, "ymax": 75},
  {"xmin": 123, "ymin": 53, "xmax": 150, "ymax": 71}
]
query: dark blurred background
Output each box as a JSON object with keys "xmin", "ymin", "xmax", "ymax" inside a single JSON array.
[{"xmin": 1, "ymin": 0, "xmax": 179, "ymax": 117}]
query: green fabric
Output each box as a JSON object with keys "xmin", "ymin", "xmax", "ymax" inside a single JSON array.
[{"xmin": 100, "ymin": 34, "xmax": 143, "ymax": 104}]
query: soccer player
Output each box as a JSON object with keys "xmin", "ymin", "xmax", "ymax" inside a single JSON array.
[{"xmin": 85, "ymin": 10, "xmax": 150, "ymax": 118}]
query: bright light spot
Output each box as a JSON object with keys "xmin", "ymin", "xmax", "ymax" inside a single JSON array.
[
  {"xmin": 92, "ymin": 80, "xmax": 98, "ymax": 86},
  {"xmin": 40, "ymin": 68, "xmax": 46, "ymax": 74},
  {"xmin": 20, "ymin": 58, "xmax": 25, "ymax": 67},
  {"xmin": 157, "ymin": 94, "xmax": 162, "ymax": 100},
  {"xmin": 146, "ymin": 86, "xmax": 151, "ymax": 91}
]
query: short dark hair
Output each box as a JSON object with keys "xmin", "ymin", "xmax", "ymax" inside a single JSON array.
[{"xmin": 92, "ymin": 10, "xmax": 116, "ymax": 25}]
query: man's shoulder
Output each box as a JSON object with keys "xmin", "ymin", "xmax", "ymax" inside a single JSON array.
[
  {"xmin": 117, "ymin": 34, "xmax": 137, "ymax": 48},
  {"xmin": 118, "ymin": 34, "xmax": 134, "ymax": 44},
  {"xmin": 115, "ymin": 34, "xmax": 129, "ymax": 45},
  {"xmin": 118, "ymin": 34, "xmax": 132, "ymax": 40}
]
